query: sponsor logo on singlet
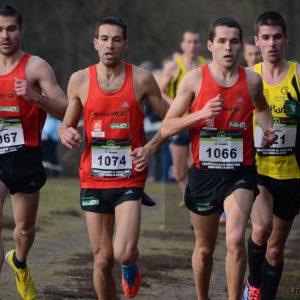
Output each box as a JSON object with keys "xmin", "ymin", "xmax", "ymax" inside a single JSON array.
[
  {"xmin": 0, "ymin": 106, "xmax": 19, "ymax": 112},
  {"xmin": 110, "ymin": 123, "xmax": 129, "ymax": 129}
]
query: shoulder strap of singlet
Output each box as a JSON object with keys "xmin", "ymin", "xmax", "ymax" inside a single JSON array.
[
  {"xmin": 20, "ymin": 53, "xmax": 31, "ymax": 65},
  {"xmin": 87, "ymin": 65, "xmax": 98, "ymax": 99},
  {"xmin": 177, "ymin": 56, "xmax": 186, "ymax": 73},
  {"xmin": 237, "ymin": 64, "xmax": 246, "ymax": 80},
  {"xmin": 201, "ymin": 64, "xmax": 208, "ymax": 75},
  {"xmin": 288, "ymin": 62, "xmax": 300, "ymax": 168},
  {"xmin": 254, "ymin": 62, "xmax": 262, "ymax": 75},
  {"xmin": 121, "ymin": 63, "xmax": 135, "ymax": 97},
  {"xmin": 197, "ymin": 64, "xmax": 210, "ymax": 93},
  {"xmin": 124, "ymin": 63, "xmax": 133, "ymax": 87},
  {"xmin": 11, "ymin": 53, "xmax": 31, "ymax": 78},
  {"xmin": 289, "ymin": 62, "xmax": 300, "ymax": 103}
]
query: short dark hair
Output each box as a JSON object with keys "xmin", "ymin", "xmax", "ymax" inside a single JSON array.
[
  {"xmin": 182, "ymin": 30, "xmax": 200, "ymax": 41},
  {"xmin": 0, "ymin": 4, "xmax": 23, "ymax": 28},
  {"xmin": 95, "ymin": 17, "xmax": 127, "ymax": 40},
  {"xmin": 255, "ymin": 11, "xmax": 287, "ymax": 35},
  {"xmin": 244, "ymin": 37, "xmax": 256, "ymax": 46},
  {"xmin": 209, "ymin": 17, "xmax": 243, "ymax": 42}
]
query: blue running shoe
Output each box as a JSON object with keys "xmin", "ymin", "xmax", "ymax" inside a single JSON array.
[{"xmin": 121, "ymin": 262, "xmax": 141, "ymax": 298}]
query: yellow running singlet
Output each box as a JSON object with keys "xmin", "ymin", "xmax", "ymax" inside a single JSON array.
[
  {"xmin": 167, "ymin": 56, "xmax": 206, "ymax": 99},
  {"xmin": 254, "ymin": 62, "xmax": 300, "ymax": 179}
]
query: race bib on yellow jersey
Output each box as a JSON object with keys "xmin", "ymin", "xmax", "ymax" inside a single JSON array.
[
  {"xmin": 255, "ymin": 117, "xmax": 297, "ymax": 156},
  {"xmin": 91, "ymin": 138, "xmax": 132, "ymax": 178},
  {"xmin": 0, "ymin": 118, "xmax": 25, "ymax": 154},
  {"xmin": 200, "ymin": 128, "xmax": 243, "ymax": 170}
]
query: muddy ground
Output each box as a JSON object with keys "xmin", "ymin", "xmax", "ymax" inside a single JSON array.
[{"xmin": 1, "ymin": 179, "xmax": 299, "ymax": 299}]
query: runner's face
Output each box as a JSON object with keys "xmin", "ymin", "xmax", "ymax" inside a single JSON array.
[
  {"xmin": 243, "ymin": 44, "xmax": 262, "ymax": 67},
  {"xmin": 94, "ymin": 24, "xmax": 128, "ymax": 67},
  {"xmin": 0, "ymin": 16, "xmax": 22, "ymax": 56},
  {"xmin": 208, "ymin": 26, "xmax": 242, "ymax": 68},
  {"xmin": 181, "ymin": 32, "xmax": 200, "ymax": 59},
  {"xmin": 255, "ymin": 25, "xmax": 287, "ymax": 64}
]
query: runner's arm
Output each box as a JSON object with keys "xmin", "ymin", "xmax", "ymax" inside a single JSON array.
[
  {"xmin": 144, "ymin": 71, "xmax": 169, "ymax": 120},
  {"xmin": 249, "ymin": 72, "xmax": 275, "ymax": 147},
  {"xmin": 58, "ymin": 72, "xmax": 83, "ymax": 149},
  {"xmin": 283, "ymin": 64, "xmax": 300, "ymax": 121},
  {"xmin": 161, "ymin": 69, "xmax": 223, "ymax": 138},
  {"xmin": 15, "ymin": 56, "xmax": 68, "ymax": 120},
  {"xmin": 131, "ymin": 69, "xmax": 169, "ymax": 171},
  {"xmin": 159, "ymin": 60, "xmax": 177, "ymax": 104}
]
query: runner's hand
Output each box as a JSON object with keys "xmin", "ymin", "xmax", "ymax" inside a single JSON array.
[
  {"xmin": 261, "ymin": 127, "xmax": 275, "ymax": 148},
  {"xmin": 14, "ymin": 77, "xmax": 39, "ymax": 102},
  {"xmin": 197, "ymin": 94, "xmax": 224, "ymax": 121},
  {"xmin": 284, "ymin": 93, "xmax": 300, "ymax": 120},
  {"xmin": 60, "ymin": 126, "xmax": 82, "ymax": 149},
  {"xmin": 131, "ymin": 147, "xmax": 150, "ymax": 172}
]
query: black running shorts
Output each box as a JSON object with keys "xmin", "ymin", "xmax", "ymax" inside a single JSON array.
[
  {"xmin": 80, "ymin": 187, "xmax": 144, "ymax": 213},
  {"xmin": 185, "ymin": 165, "xmax": 259, "ymax": 216},
  {"xmin": 258, "ymin": 175, "xmax": 300, "ymax": 221},
  {"xmin": 170, "ymin": 129, "xmax": 190, "ymax": 146},
  {"xmin": 0, "ymin": 147, "xmax": 46, "ymax": 195}
]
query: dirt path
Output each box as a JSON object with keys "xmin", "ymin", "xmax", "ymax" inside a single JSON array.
[{"xmin": 1, "ymin": 180, "xmax": 299, "ymax": 299}]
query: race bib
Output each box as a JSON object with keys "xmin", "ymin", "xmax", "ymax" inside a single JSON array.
[
  {"xmin": 200, "ymin": 128, "xmax": 243, "ymax": 170},
  {"xmin": 91, "ymin": 138, "xmax": 132, "ymax": 178},
  {"xmin": 255, "ymin": 117, "xmax": 296, "ymax": 156},
  {"xmin": 0, "ymin": 118, "xmax": 24, "ymax": 154}
]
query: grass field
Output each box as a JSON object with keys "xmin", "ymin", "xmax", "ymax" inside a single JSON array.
[{"xmin": 1, "ymin": 178, "xmax": 300, "ymax": 299}]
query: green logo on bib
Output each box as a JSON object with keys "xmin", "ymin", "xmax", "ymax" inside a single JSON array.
[
  {"xmin": 106, "ymin": 140, "xmax": 116, "ymax": 147},
  {"xmin": 273, "ymin": 118, "xmax": 281, "ymax": 125},
  {"xmin": 217, "ymin": 131, "xmax": 226, "ymax": 138}
]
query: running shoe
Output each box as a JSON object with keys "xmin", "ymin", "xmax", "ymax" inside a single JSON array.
[
  {"xmin": 242, "ymin": 280, "xmax": 261, "ymax": 300},
  {"xmin": 5, "ymin": 250, "xmax": 36, "ymax": 300},
  {"xmin": 121, "ymin": 262, "xmax": 141, "ymax": 298}
]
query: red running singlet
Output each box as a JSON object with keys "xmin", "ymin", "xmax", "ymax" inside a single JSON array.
[
  {"xmin": 80, "ymin": 64, "xmax": 147, "ymax": 189},
  {"xmin": 189, "ymin": 64, "xmax": 255, "ymax": 170},
  {"xmin": 0, "ymin": 53, "xmax": 46, "ymax": 152}
]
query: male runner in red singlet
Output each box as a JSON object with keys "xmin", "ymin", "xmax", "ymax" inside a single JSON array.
[
  {"xmin": 59, "ymin": 17, "xmax": 168, "ymax": 299},
  {"xmin": 0, "ymin": 4, "xmax": 67, "ymax": 300},
  {"xmin": 161, "ymin": 17, "xmax": 274, "ymax": 300},
  {"xmin": 218, "ymin": 37, "xmax": 262, "ymax": 225}
]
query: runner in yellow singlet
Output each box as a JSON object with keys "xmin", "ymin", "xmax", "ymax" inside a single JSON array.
[
  {"xmin": 243, "ymin": 11, "xmax": 300, "ymax": 300},
  {"xmin": 160, "ymin": 31, "xmax": 208, "ymax": 206}
]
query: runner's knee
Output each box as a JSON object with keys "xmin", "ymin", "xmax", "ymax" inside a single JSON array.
[
  {"xmin": 114, "ymin": 246, "xmax": 137, "ymax": 265},
  {"xmin": 194, "ymin": 245, "xmax": 214, "ymax": 260},
  {"xmin": 15, "ymin": 225, "xmax": 35, "ymax": 239},
  {"xmin": 226, "ymin": 230, "xmax": 245, "ymax": 257},
  {"xmin": 173, "ymin": 170, "xmax": 187, "ymax": 182},
  {"xmin": 266, "ymin": 246, "xmax": 284, "ymax": 266},
  {"xmin": 93, "ymin": 249, "xmax": 114, "ymax": 273},
  {"xmin": 252, "ymin": 220, "xmax": 273, "ymax": 244}
]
